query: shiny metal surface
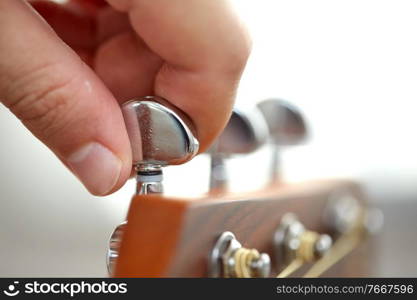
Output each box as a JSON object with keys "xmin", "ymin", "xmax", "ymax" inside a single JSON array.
[
  {"xmin": 250, "ymin": 253, "xmax": 271, "ymax": 278},
  {"xmin": 214, "ymin": 109, "xmax": 268, "ymax": 155},
  {"xmin": 135, "ymin": 164, "xmax": 164, "ymax": 194},
  {"xmin": 257, "ymin": 99, "xmax": 307, "ymax": 145},
  {"xmin": 257, "ymin": 99, "xmax": 308, "ymax": 182},
  {"xmin": 274, "ymin": 213, "xmax": 332, "ymax": 268},
  {"xmin": 122, "ymin": 96, "xmax": 199, "ymax": 167},
  {"xmin": 121, "ymin": 96, "xmax": 199, "ymax": 195},
  {"xmin": 209, "ymin": 231, "xmax": 240, "ymax": 278},
  {"xmin": 135, "ymin": 174, "xmax": 163, "ymax": 194},
  {"xmin": 324, "ymin": 189, "xmax": 362, "ymax": 234},
  {"xmin": 209, "ymin": 109, "xmax": 268, "ymax": 191},
  {"xmin": 106, "ymin": 221, "xmax": 126, "ymax": 276},
  {"xmin": 106, "ymin": 97, "xmax": 200, "ymax": 276},
  {"xmin": 314, "ymin": 234, "xmax": 333, "ymax": 257},
  {"xmin": 209, "ymin": 231, "xmax": 271, "ymax": 278},
  {"xmin": 324, "ymin": 189, "xmax": 384, "ymax": 236}
]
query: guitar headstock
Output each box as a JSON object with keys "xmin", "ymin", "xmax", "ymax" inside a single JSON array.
[{"xmin": 108, "ymin": 97, "xmax": 382, "ymax": 278}]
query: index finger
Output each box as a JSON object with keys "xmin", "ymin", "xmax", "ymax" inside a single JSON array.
[{"xmin": 106, "ymin": 0, "xmax": 251, "ymax": 151}]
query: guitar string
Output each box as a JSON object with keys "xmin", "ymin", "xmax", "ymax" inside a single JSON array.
[
  {"xmin": 276, "ymin": 230, "xmax": 320, "ymax": 278},
  {"xmin": 303, "ymin": 221, "xmax": 364, "ymax": 277},
  {"xmin": 233, "ymin": 248, "xmax": 260, "ymax": 278},
  {"xmin": 276, "ymin": 258, "xmax": 303, "ymax": 278},
  {"xmin": 231, "ymin": 212, "xmax": 366, "ymax": 278}
]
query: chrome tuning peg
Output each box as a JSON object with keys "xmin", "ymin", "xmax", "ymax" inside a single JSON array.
[
  {"xmin": 209, "ymin": 232, "xmax": 271, "ymax": 278},
  {"xmin": 324, "ymin": 189, "xmax": 384, "ymax": 236},
  {"xmin": 274, "ymin": 213, "xmax": 332, "ymax": 272},
  {"xmin": 107, "ymin": 96, "xmax": 199, "ymax": 276},
  {"xmin": 257, "ymin": 99, "xmax": 308, "ymax": 183},
  {"xmin": 122, "ymin": 96, "xmax": 199, "ymax": 194},
  {"xmin": 208, "ymin": 108, "xmax": 268, "ymax": 192}
]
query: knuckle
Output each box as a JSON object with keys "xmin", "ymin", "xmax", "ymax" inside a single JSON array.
[{"xmin": 5, "ymin": 62, "xmax": 78, "ymax": 138}]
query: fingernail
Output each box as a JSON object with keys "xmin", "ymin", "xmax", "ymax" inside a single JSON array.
[{"xmin": 67, "ymin": 142, "xmax": 122, "ymax": 195}]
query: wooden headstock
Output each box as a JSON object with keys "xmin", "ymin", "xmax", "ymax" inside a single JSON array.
[
  {"xmin": 112, "ymin": 179, "xmax": 375, "ymax": 277},
  {"xmin": 111, "ymin": 98, "xmax": 380, "ymax": 278}
]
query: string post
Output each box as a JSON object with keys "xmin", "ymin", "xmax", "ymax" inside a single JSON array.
[
  {"xmin": 209, "ymin": 231, "xmax": 271, "ymax": 278},
  {"xmin": 274, "ymin": 213, "xmax": 333, "ymax": 277}
]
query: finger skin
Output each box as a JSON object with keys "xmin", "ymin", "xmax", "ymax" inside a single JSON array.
[
  {"xmin": 0, "ymin": 0, "xmax": 131, "ymax": 195},
  {"xmin": 105, "ymin": 0, "xmax": 252, "ymax": 151},
  {"xmin": 30, "ymin": 1, "xmax": 130, "ymax": 67},
  {"xmin": 94, "ymin": 32, "xmax": 162, "ymax": 102},
  {"xmin": 30, "ymin": 0, "xmax": 96, "ymax": 49},
  {"xmin": 32, "ymin": 0, "xmax": 251, "ymax": 152},
  {"xmin": 0, "ymin": 0, "xmax": 250, "ymax": 196}
]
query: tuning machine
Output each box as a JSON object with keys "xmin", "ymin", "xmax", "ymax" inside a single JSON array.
[
  {"xmin": 324, "ymin": 189, "xmax": 383, "ymax": 236},
  {"xmin": 257, "ymin": 99, "xmax": 308, "ymax": 183},
  {"xmin": 274, "ymin": 213, "xmax": 332, "ymax": 273},
  {"xmin": 122, "ymin": 96, "xmax": 199, "ymax": 194},
  {"xmin": 208, "ymin": 108, "xmax": 268, "ymax": 192},
  {"xmin": 209, "ymin": 232, "xmax": 271, "ymax": 278},
  {"xmin": 107, "ymin": 96, "xmax": 200, "ymax": 276},
  {"xmin": 106, "ymin": 221, "xmax": 126, "ymax": 275}
]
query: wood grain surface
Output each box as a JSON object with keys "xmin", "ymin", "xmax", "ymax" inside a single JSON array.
[{"xmin": 114, "ymin": 179, "xmax": 370, "ymax": 277}]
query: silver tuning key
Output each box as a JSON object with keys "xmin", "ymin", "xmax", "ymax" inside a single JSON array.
[
  {"xmin": 122, "ymin": 96, "xmax": 199, "ymax": 194},
  {"xmin": 257, "ymin": 99, "xmax": 307, "ymax": 183},
  {"xmin": 208, "ymin": 108, "xmax": 268, "ymax": 192},
  {"xmin": 107, "ymin": 96, "xmax": 199, "ymax": 276}
]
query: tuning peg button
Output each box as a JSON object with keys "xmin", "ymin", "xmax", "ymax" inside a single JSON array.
[
  {"xmin": 121, "ymin": 96, "xmax": 199, "ymax": 194},
  {"xmin": 107, "ymin": 97, "xmax": 199, "ymax": 275},
  {"xmin": 257, "ymin": 99, "xmax": 307, "ymax": 145},
  {"xmin": 208, "ymin": 108, "xmax": 268, "ymax": 192},
  {"xmin": 257, "ymin": 99, "xmax": 308, "ymax": 183}
]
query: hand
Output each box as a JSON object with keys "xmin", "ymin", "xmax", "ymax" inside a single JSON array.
[{"xmin": 0, "ymin": 0, "xmax": 251, "ymax": 195}]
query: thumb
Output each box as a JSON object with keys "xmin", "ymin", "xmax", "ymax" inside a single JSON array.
[{"xmin": 0, "ymin": 0, "xmax": 131, "ymax": 195}]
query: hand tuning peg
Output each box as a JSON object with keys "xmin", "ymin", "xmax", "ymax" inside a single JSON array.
[
  {"xmin": 121, "ymin": 96, "xmax": 199, "ymax": 194},
  {"xmin": 257, "ymin": 99, "xmax": 308, "ymax": 183},
  {"xmin": 208, "ymin": 108, "xmax": 268, "ymax": 192}
]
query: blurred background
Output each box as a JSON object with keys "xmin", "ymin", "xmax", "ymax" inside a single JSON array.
[{"xmin": 1, "ymin": 0, "xmax": 417, "ymax": 276}]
